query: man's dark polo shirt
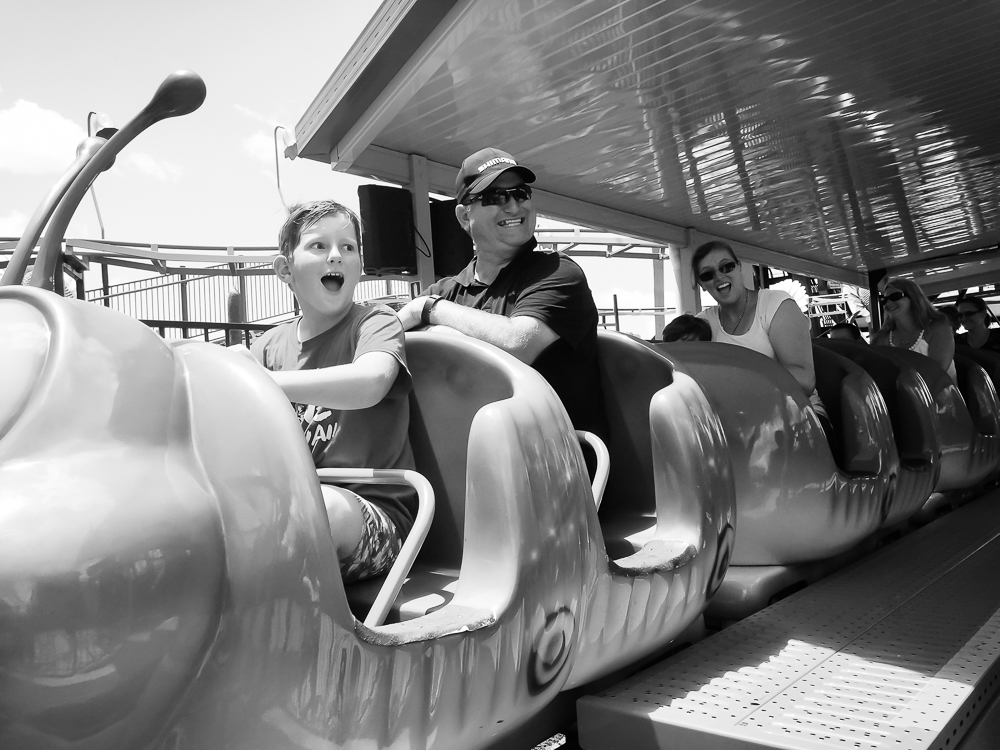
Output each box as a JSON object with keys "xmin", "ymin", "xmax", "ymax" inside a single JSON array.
[{"xmin": 424, "ymin": 238, "xmax": 608, "ymax": 438}]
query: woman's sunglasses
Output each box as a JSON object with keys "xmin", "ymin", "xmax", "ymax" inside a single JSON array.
[
  {"xmin": 879, "ymin": 291, "xmax": 907, "ymax": 304},
  {"xmin": 464, "ymin": 185, "xmax": 532, "ymax": 207},
  {"xmin": 697, "ymin": 260, "xmax": 738, "ymax": 284}
]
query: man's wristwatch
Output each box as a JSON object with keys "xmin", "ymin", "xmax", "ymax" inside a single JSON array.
[{"xmin": 420, "ymin": 295, "xmax": 443, "ymax": 326}]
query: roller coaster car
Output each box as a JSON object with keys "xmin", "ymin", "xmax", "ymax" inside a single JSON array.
[
  {"xmin": 656, "ymin": 342, "xmax": 896, "ymax": 621},
  {"xmin": 0, "ymin": 288, "xmax": 593, "ymax": 750},
  {"xmin": 816, "ymin": 339, "xmax": 940, "ymax": 528},
  {"xmin": 352, "ymin": 329, "xmax": 736, "ymax": 690},
  {"xmin": 564, "ymin": 330, "xmax": 736, "ymax": 687},
  {"xmin": 871, "ymin": 347, "xmax": 999, "ymax": 496}
]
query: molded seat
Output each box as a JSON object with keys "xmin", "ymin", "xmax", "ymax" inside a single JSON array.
[
  {"xmin": 345, "ymin": 331, "xmax": 591, "ymax": 624},
  {"xmin": 871, "ymin": 347, "xmax": 999, "ymax": 492},
  {"xmin": 563, "ymin": 331, "xmax": 735, "ymax": 688},
  {"xmin": 0, "ymin": 290, "xmax": 594, "ymax": 750},
  {"xmin": 816, "ymin": 339, "xmax": 940, "ymax": 527},
  {"xmin": 657, "ymin": 341, "xmax": 895, "ymax": 566}
]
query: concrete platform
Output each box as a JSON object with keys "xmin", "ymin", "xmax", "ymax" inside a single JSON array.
[{"xmin": 578, "ymin": 490, "xmax": 1000, "ymax": 749}]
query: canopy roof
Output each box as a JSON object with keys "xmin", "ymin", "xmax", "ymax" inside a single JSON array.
[{"xmin": 295, "ymin": 0, "xmax": 1000, "ymax": 292}]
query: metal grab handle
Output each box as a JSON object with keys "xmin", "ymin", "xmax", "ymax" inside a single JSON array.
[
  {"xmin": 576, "ymin": 430, "xmax": 610, "ymax": 510},
  {"xmin": 317, "ymin": 468, "xmax": 435, "ymax": 627}
]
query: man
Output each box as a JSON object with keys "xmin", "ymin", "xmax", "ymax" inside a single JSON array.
[{"xmin": 397, "ymin": 147, "xmax": 608, "ymax": 438}]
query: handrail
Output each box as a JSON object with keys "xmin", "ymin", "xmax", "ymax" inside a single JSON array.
[
  {"xmin": 576, "ymin": 430, "xmax": 610, "ymax": 510},
  {"xmin": 317, "ymin": 468, "xmax": 435, "ymax": 628}
]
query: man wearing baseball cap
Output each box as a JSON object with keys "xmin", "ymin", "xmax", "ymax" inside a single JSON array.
[{"xmin": 398, "ymin": 147, "xmax": 608, "ymax": 439}]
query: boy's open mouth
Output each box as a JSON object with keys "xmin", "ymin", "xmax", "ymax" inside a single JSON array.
[
  {"xmin": 321, "ymin": 272, "xmax": 344, "ymax": 292},
  {"xmin": 498, "ymin": 218, "xmax": 523, "ymax": 227}
]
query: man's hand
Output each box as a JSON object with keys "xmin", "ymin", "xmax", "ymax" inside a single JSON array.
[{"xmin": 397, "ymin": 296, "xmax": 427, "ymax": 331}]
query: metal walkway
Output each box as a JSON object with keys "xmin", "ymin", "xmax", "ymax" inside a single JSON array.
[{"xmin": 578, "ymin": 491, "xmax": 1000, "ymax": 750}]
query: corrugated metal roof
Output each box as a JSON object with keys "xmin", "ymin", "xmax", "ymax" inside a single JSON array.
[{"xmin": 296, "ymin": 0, "xmax": 1000, "ymax": 286}]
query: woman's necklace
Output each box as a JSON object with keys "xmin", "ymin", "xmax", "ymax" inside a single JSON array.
[
  {"xmin": 890, "ymin": 326, "xmax": 920, "ymax": 349},
  {"xmin": 724, "ymin": 290, "xmax": 750, "ymax": 335}
]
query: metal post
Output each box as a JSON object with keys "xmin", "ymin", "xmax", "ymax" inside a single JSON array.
[
  {"xmin": 101, "ymin": 262, "xmax": 110, "ymax": 307},
  {"xmin": 653, "ymin": 256, "xmax": 666, "ymax": 336},
  {"xmin": 180, "ymin": 273, "xmax": 190, "ymax": 322},
  {"xmin": 670, "ymin": 244, "xmax": 701, "ymax": 313},
  {"xmin": 868, "ymin": 268, "xmax": 886, "ymax": 333},
  {"xmin": 612, "ymin": 294, "xmax": 621, "ymax": 332}
]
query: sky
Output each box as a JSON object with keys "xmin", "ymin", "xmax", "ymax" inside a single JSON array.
[{"xmin": 1, "ymin": 0, "xmax": 671, "ymax": 337}]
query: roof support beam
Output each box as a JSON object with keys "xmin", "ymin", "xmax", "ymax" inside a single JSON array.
[
  {"xmin": 327, "ymin": 0, "xmax": 488, "ymax": 170},
  {"xmin": 348, "ymin": 145, "xmax": 867, "ymax": 287}
]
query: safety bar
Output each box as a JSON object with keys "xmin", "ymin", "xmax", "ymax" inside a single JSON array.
[
  {"xmin": 317, "ymin": 468, "xmax": 435, "ymax": 628},
  {"xmin": 576, "ymin": 430, "xmax": 610, "ymax": 510}
]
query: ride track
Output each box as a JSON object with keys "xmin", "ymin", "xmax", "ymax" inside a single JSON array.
[{"xmin": 3, "ymin": 71, "xmax": 1000, "ymax": 750}]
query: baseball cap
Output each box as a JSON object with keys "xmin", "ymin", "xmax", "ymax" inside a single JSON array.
[{"xmin": 455, "ymin": 147, "xmax": 536, "ymax": 204}]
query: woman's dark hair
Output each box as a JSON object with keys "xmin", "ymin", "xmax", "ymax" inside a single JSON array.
[
  {"xmin": 662, "ymin": 314, "xmax": 712, "ymax": 342},
  {"xmin": 690, "ymin": 241, "xmax": 739, "ymax": 287},
  {"xmin": 957, "ymin": 295, "xmax": 988, "ymax": 314}
]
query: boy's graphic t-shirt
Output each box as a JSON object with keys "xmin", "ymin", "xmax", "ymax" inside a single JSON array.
[{"xmin": 251, "ymin": 303, "xmax": 418, "ymax": 536}]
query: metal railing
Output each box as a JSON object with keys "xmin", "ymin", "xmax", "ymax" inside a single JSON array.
[{"xmin": 85, "ymin": 264, "xmax": 417, "ymax": 331}]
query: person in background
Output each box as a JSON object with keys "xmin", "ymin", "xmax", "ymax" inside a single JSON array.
[
  {"xmin": 692, "ymin": 240, "xmax": 832, "ymax": 438},
  {"xmin": 871, "ymin": 277, "xmax": 956, "ymax": 380},
  {"xmin": 825, "ymin": 322, "xmax": 866, "ymax": 342},
  {"xmin": 662, "ymin": 314, "xmax": 712, "ymax": 342},
  {"xmin": 955, "ymin": 295, "xmax": 1000, "ymax": 353}
]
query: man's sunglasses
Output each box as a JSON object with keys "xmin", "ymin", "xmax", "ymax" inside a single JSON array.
[
  {"xmin": 958, "ymin": 310, "xmax": 980, "ymax": 318},
  {"xmin": 464, "ymin": 185, "xmax": 532, "ymax": 206},
  {"xmin": 879, "ymin": 291, "xmax": 907, "ymax": 304},
  {"xmin": 697, "ymin": 260, "xmax": 738, "ymax": 284}
]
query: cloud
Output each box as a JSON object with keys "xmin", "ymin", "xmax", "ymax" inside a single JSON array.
[
  {"xmin": 0, "ymin": 209, "xmax": 28, "ymax": 237},
  {"xmin": 243, "ymin": 130, "xmax": 275, "ymax": 166},
  {"xmin": 0, "ymin": 100, "xmax": 86, "ymax": 175},
  {"xmin": 234, "ymin": 103, "xmax": 272, "ymax": 126},
  {"xmin": 122, "ymin": 151, "xmax": 182, "ymax": 181}
]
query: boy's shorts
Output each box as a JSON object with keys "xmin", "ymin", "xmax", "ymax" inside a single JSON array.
[{"xmin": 340, "ymin": 497, "xmax": 405, "ymax": 584}]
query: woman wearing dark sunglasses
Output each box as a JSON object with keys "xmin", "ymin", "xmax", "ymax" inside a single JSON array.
[
  {"xmin": 955, "ymin": 295, "xmax": 1000, "ymax": 353},
  {"xmin": 871, "ymin": 277, "xmax": 956, "ymax": 380},
  {"xmin": 691, "ymin": 241, "xmax": 830, "ymax": 432}
]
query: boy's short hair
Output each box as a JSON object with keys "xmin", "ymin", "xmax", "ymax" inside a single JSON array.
[
  {"xmin": 278, "ymin": 200, "xmax": 363, "ymax": 259},
  {"xmin": 662, "ymin": 314, "xmax": 712, "ymax": 342}
]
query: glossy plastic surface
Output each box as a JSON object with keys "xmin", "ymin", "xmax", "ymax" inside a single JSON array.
[
  {"xmin": 817, "ymin": 339, "xmax": 941, "ymax": 527},
  {"xmin": 0, "ymin": 289, "xmax": 593, "ymax": 750},
  {"xmin": 658, "ymin": 342, "xmax": 895, "ymax": 565},
  {"xmin": 874, "ymin": 347, "xmax": 999, "ymax": 491},
  {"xmin": 564, "ymin": 332, "xmax": 736, "ymax": 687}
]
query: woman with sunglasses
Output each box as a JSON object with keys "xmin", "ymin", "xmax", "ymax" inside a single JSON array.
[
  {"xmin": 871, "ymin": 278, "xmax": 956, "ymax": 380},
  {"xmin": 955, "ymin": 295, "xmax": 1000, "ymax": 353},
  {"xmin": 692, "ymin": 241, "xmax": 829, "ymax": 431}
]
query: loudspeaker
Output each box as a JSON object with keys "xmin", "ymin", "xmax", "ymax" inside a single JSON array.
[
  {"xmin": 430, "ymin": 199, "xmax": 474, "ymax": 278},
  {"xmin": 357, "ymin": 184, "xmax": 416, "ymax": 275}
]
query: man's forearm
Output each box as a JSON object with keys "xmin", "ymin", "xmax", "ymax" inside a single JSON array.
[{"xmin": 427, "ymin": 300, "xmax": 555, "ymax": 362}]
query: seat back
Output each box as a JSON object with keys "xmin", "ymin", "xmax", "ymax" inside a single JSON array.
[
  {"xmin": 954, "ymin": 351, "xmax": 1000, "ymax": 438},
  {"xmin": 817, "ymin": 339, "xmax": 937, "ymax": 466},
  {"xmin": 405, "ymin": 333, "xmax": 516, "ymax": 569},
  {"xmin": 595, "ymin": 331, "xmax": 675, "ymax": 521},
  {"xmin": 812, "ymin": 344, "xmax": 891, "ymax": 474}
]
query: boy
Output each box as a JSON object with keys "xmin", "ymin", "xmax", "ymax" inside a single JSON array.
[{"xmin": 251, "ymin": 200, "xmax": 416, "ymax": 583}]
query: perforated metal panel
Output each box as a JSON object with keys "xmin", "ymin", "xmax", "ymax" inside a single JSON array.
[{"xmin": 578, "ymin": 491, "xmax": 1000, "ymax": 749}]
